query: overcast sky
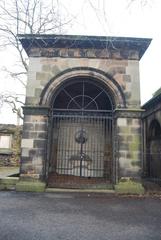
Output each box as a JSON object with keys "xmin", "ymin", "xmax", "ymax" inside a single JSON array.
[{"xmin": 0, "ymin": 0, "xmax": 161, "ymax": 124}]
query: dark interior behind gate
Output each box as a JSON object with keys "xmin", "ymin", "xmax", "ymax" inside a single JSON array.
[{"xmin": 48, "ymin": 78, "xmax": 114, "ymax": 188}]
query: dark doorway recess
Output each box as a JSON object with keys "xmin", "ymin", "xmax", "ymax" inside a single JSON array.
[
  {"xmin": 48, "ymin": 78, "xmax": 114, "ymax": 188},
  {"xmin": 147, "ymin": 119, "xmax": 161, "ymax": 179}
]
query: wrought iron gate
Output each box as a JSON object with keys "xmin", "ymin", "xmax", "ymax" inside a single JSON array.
[
  {"xmin": 48, "ymin": 111, "xmax": 113, "ymax": 187},
  {"xmin": 47, "ymin": 78, "xmax": 114, "ymax": 188}
]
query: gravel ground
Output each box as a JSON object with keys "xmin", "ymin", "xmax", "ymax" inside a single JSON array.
[{"xmin": 0, "ymin": 191, "xmax": 161, "ymax": 240}]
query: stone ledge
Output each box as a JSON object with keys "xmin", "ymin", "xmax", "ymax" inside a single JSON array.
[
  {"xmin": 114, "ymin": 109, "xmax": 144, "ymax": 118},
  {"xmin": 22, "ymin": 106, "xmax": 49, "ymax": 115},
  {"xmin": 16, "ymin": 180, "xmax": 46, "ymax": 192},
  {"xmin": 0, "ymin": 149, "xmax": 13, "ymax": 155},
  {"xmin": 115, "ymin": 178, "xmax": 144, "ymax": 194},
  {"xmin": 0, "ymin": 177, "xmax": 19, "ymax": 190},
  {"xmin": 46, "ymin": 188, "xmax": 115, "ymax": 193}
]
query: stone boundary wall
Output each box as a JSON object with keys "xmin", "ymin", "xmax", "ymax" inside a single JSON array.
[{"xmin": 0, "ymin": 124, "xmax": 22, "ymax": 167}]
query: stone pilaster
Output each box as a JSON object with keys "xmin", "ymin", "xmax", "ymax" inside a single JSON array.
[
  {"xmin": 20, "ymin": 106, "xmax": 49, "ymax": 181},
  {"xmin": 114, "ymin": 109, "xmax": 144, "ymax": 194},
  {"xmin": 115, "ymin": 109, "xmax": 143, "ymax": 179}
]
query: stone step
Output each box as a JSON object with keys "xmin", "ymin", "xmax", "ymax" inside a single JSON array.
[
  {"xmin": 0, "ymin": 177, "xmax": 19, "ymax": 190},
  {"xmin": 45, "ymin": 188, "xmax": 115, "ymax": 194}
]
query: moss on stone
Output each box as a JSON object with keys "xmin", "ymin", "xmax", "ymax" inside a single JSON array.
[
  {"xmin": 0, "ymin": 184, "xmax": 17, "ymax": 190},
  {"xmin": 118, "ymin": 126, "xmax": 130, "ymax": 134},
  {"xmin": 115, "ymin": 178, "xmax": 144, "ymax": 194},
  {"xmin": 16, "ymin": 181, "xmax": 46, "ymax": 192},
  {"xmin": 0, "ymin": 177, "xmax": 19, "ymax": 190},
  {"xmin": 129, "ymin": 136, "xmax": 140, "ymax": 152},
  {"xmin": 0, "ymin": 177, "xmax": 19, "ymax": 185},
  {"xmin": 131, "ymin": 160, "xmax": 141, "ymax": 167}
]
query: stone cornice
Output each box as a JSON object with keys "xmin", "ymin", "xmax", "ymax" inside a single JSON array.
[
  {"xmin": 26, "ymin": 47, "xmax": 140, "ymax": 60},
  {"xmin": 18, "ymin": 34, "xmax": 152, "ymax": 60}
]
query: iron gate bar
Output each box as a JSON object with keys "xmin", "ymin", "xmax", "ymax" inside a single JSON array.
[
  {"xmin": 84, "ymin": 90, "xmax": 104, "ymax": 110},
  {"xmin": 50, "ymin": 113, "xmax": 113, "ymax": 181},
  {"xmin": 48, "ymin": 79, "xmax": 115, "ymax": 187},
  {"xmin": 52, "ymin": 114, "xmax": 113, "ymax": 119},
  {"xmin": 63, "ymin": 89, "xmax": 82, "ymax": 109},
  {"xmin": 53, "ymin": 108, "xmax": 113, "ymax": 112}
]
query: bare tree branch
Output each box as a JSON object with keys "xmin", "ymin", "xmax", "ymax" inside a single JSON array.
[
  {"xmin": 127, "ymin": 0, "xmax": 153, "ymax": 8},
  {"xmin": 0, "ymin": 0, "xmax": 72, "ymax": 120},
  {"xmin": 0, "ymin": 93, "xmax": 25, "ymax": 119}
]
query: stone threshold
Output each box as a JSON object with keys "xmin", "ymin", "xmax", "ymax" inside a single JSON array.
[{"xmin": 46, "ymin": 188, "xmax": 115, "ymax": 193}]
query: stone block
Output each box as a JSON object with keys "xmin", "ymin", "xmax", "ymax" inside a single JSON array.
[
  {"xmin": 21, "ymin": 148, "xmax": 29, "ymax": 157},
  {"xmin": 131, "ymin": 160, "xmax": 141, "ymax": 167},
  {"xmin": 35, "ymin": 88, "xmax": 42, "ymax": 98},
  {"xmin": 108, "ymin": 66, "xmax": 126, "ymax": 76},
  {"xmin": 35, "ymin": 123, "xmax": 47, "ymax": 131},
  {"xmin": 51, "ymin": 65, "xmax": 61, "ymax": 75},
  {"xmin": 42, "ymin": 64, "xmax": 51, "ymax": 72},
  {"xmin": 117, "ymin": 126, "xmax": 130, "ymax": 134},
  {"xmin": 125, "ymin": 91, "xmax": 131, "ymax": 99},
  {"xmin": 29, "ymin": 149, "xmax": 37, "ymax": 157},
  {"xmin": 0, "ymin": 177, "xmax": 19, "ymax": 190},
  {"xmin": 32, "ymin": 158, "xmax": 43, "ymax": 166},
  {"xmin": 21, "ymin": 139, "xmax": 34, "ymax": 148},
  {"xmin": 26, "ymin": 86, "xmax": 35, "ymax": 97},
  {"xmin": 0, "ymin": 177, "xmax": 19, "ymax": 185},
  {"xmin": 33, "ymin": 139, "xmax": 46, "ymax": 149},
  {"xmin": 127, "ymin": 119, "xmax": 132, "ymax": 125},
  {"xmin": 37, "ymin": 132, "xmax": 47, "ymax": 139},
  {"xmin": 123, "ymin": 75, "xmax": 131, "ymax": 83},
  {"xmin": 16, "ymin": 180, "xmax": 46, "ymax": 192},
  {"xmin": 117, "ymin": 118, "xmax": 127, "ymax": 127},
  {"xmin": 133, "ymin": 119, "xmax": 140, "ymax": 126},
  {"xmin": 22, "ymin": 131, "xmax": 37, "ymax": 139},
  {"xmin": 36, "ymin": 72, "xmax": 51, "ymax": 81},
  {"xmin": 129, "ymin": 141, "xmax": 141, "ymax": 152},
  {"xmin": 23, "ymin": 123, "xmax": 34, "ymax": 131},
  {"xmin": 25, "ymin": 115, "xmax": 47, "ymax": 123},
  {"xmin": 119, "ymin": 157, "xmax": 131, "ymax": 169},
  {"xmin": 115, "ymin": 178, "xmax": 144, "ymax": 194},
  {"xmin": 120, "ymin": 143, "xmax": 129, "ymax": 151},
  {"xmin": 25, "ymin": 96, "xmax": 37, "ymax": 105},
  {"xmin": 127, "ymin": 135, "xmax": 133, "ymax": 141}
]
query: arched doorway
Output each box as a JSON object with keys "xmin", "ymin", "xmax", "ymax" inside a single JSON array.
[
  {"xmin": 47, "ymin": 77, "xmax": 115, "ymax": 188},
  {"xmin": 147, "ymin": 119, "xmax": 161, "ymax": 178}
]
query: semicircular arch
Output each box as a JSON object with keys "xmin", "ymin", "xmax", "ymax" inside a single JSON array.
[
  {"xmin": 39, "ymin": 67, "xmax": 126, "ymax": 108},
  {"xmin": 149, "ymin": 119, "xmax": 161, "ymax": 139}
]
